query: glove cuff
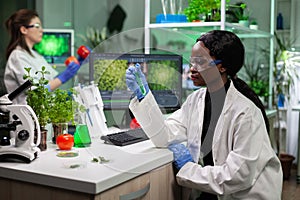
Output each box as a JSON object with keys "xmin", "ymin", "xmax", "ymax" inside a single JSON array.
[
  {"xmin": 135, "ymin": 88, "xmax": 145, "ymax": 101},
  {"xmin": 57, "ymin": 73, "xmax": 66, "ymax": 84}
]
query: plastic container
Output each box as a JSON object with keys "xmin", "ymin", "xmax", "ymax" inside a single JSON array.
[{"xmin": 156, "ymin": 14, "xmax": 187, "ymax": 23}]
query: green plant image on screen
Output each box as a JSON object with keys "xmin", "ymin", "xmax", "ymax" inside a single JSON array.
[
  {"xmin": 94, "ymin": 59, "xmax": 128, "ymax": 91},
  {"xmin": 93, "ymin": 59, "xmax": 180, "ymax": 92},
  {"xmin": 147, "ymin": 60, "xmax": 179, "ymax": 91},
  {"xmin": 35, "ymin": 35, "xmax": 69, "ymax": 56}
]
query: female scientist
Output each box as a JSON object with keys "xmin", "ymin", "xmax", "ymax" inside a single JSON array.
[
  {"xmin": 4, "ymin": 9, "xmax": 80, "ymax": 104},
  {"xmin": 126, "ymin": 30, "xmax": 282, "ymax": 199}
]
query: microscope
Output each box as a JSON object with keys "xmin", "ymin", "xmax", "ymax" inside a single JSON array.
[{"xmin": 0, "ymin": 80, "xmax": 41, "ymax": 163}]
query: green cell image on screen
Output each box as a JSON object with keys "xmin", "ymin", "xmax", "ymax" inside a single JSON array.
[{"xmin": 34, "ymin": 35, "xmax": 69, "ymax": 56}]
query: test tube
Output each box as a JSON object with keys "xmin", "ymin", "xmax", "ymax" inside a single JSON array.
[{"xmin": 134, "ymin": 63, "xmax": 147, "ymax": 96}]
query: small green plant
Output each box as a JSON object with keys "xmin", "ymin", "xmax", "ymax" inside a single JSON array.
[
  {"xmin": 24, "ymin": 67, "xmax": 84, "ymax": 127},
  {"xmin": 251, "ymin": 19, "xmax": 257, "ymax": 25},
  {"xmin": 229, "ymin": 2, "xmax": 251, "ymax": 21},
  {"xmin": 240, "ymin": 57, "xmax": 269, "ymax": 99},
  {"xmin": 184, "ymin": 0, "xmax": 207, "ymax": 22},
  {"xmin": 184, "ymin": 0, "xmax": 230, "ymax": 22},
  {"xmin": 24, "ymin": 66, "xmax": 51, "ymax": 128},
  {"xmin": 48, "ymin": 88, "xmax": 81, "ymax": 124},
  {"xmin": 249, "ymin": 80, "xmax": 269, "ymax": 98}
]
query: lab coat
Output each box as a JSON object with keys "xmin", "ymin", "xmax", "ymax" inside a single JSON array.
[
  {"xmin": 129, "ymin": 82, "xmax": 282, "ymax": 200},
  {"xmin": 4, "ymin": 46, "xmax": 58, "ymax": 104}
]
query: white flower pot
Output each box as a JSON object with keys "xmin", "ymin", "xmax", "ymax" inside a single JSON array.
[
  {"xmin": 238, "ymin": 20, "xmax": 249, "ymax": 27},
  {"xmin": 249, "ymin": 24, "xmax": 259, "ymax": 30}
]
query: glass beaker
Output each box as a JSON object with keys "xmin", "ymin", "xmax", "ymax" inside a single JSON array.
[{"xmin": 73, "ymin": 124, "xmax": 91, "ymax": 147}]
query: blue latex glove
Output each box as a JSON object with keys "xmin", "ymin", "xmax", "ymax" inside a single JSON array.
[
  {"xmin": 126, "ymin": 63, "xmax": 149, "ymax": 100},
  {"xmin": 168, "ymin": 143, "xmax": 194, "ymax": 170},
  {"xmin": 57, "ymin": 62, "xmax": 80, "ymax": 83},
  {"xmin": 77, "ymin": 56, "xmax": 85, "ymax": 65}
]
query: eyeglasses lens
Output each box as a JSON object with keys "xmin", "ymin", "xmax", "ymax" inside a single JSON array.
[
  {"xmin": 189, "ymin": 57, "xmax": 209, "ymax": 71},
  {"xmin": 26, "ymin": 23, "xmax": 42, "ymax": 29},
  {"xmin": 189, "ymin": 57, "xmax": 222, "ymax": 72}
]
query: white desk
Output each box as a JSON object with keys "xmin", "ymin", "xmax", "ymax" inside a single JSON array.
[
  {"xmin": 0, "ymin": 138, "xmax": 179, "ymax": 199},
  {"xmin": 292, "ymin": 105, "xmax": 300, "ymax": 183}
]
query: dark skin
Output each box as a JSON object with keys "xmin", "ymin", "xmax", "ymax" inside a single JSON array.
[{"xmin": 190, "ymin": 41, "xmax": 228, "ymax": 92}]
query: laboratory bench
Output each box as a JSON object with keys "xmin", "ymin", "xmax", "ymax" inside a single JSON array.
[
  {"xmin": 0, "ymin": 137, "xmax": 181, "ymax": 200},
  {"xmin": 0, "ymin": 109, "xmax": 277, "ymax": 200}
]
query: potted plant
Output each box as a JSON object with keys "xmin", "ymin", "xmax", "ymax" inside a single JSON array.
[
  {"xmin": 48, "ymin": 88, "xmax": 83, "ymax": 143},
  {"xmin": 240, "ymin": 56, "xmax": 269, "ymax": 105},
  {"xmin": 227, "ymin": 2, "xmax": 250, "ymax": 26},
  {"xmin": 249, "ymin": 19, "xmax": 258, "ymax": 30},
  {"xmin": 24, "ymin": 66, "xmax": 51, "ymax": 151},
  {"xmin": 184, "ymin": 0, "xmax": 230, "ymax": 22},
  {"xmin": 260, "ymin": 32, "xmax": 297, "ymax": 159},
  {"xmin": 273, "ymin": 32, "xmax": 297, "ymax": 107},
  {"xmin": 24, "ymin": 67, "xmax": 84, "ymax": 147}
]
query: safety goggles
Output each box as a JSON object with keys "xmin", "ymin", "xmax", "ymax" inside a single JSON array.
[
  {"xmin": 189, "ymin": 56, "xmax": 222, "ymax": 72},
  {"xmin": 24, "ymin": 23, "xmax": 42, "ymax": 29}
]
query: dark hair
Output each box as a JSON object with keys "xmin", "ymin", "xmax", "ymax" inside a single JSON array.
[
  {"xmin": 5, "ymin": 9, "xmax": 39, "ymax": 60},
  {"xmin": 197, "ymin": 30, "xmax": 270, "ymax": 134}
]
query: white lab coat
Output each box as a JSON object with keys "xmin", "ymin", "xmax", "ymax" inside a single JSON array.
[
  {"xmin": 129, "ymin": 82, "xmax": 282, "ymax": 200},
  {"xmin": 4, "ymin": 46, "xmax": 58, "ymax": 104}
]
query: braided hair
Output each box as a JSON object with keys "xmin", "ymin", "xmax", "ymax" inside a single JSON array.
[{"xmin": 197, "ymin": 30, "xmax": 270, "ymax": 134}]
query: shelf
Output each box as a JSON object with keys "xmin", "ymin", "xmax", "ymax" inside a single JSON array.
[
  {"xmin": 275, "ymin": 29, "xmax": 290, "ymax": 33},
  {"xmin": 145, "ymin": 0, "xmax": 275, "ymax": 108},
  {"xmin": 147, "ymin": 22, "xmax": 272, "ymax": 39},
  {"xmin": 225, "ymin": 23, "xmax": 273, "ymax": 38}
]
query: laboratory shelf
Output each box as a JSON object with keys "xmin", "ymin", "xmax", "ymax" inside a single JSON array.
[{"xmin": 144, "ymin": 0, "xmax": 275, "ymax": 108}]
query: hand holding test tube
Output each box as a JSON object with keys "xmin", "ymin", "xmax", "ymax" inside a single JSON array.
[
  {"xmin": 126, "ymin": 63, "xmax": 149, "ymax": 101},
  {"xmin": 134, "ymin": 63, "xmax": 147, "ymax": 96}
]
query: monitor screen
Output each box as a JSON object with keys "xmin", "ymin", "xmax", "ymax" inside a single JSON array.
[
  {"xmin": 89, "ymin": 53, "xmax": 183, "ymax": 111},
  {"xmin": 34, "ymin": 29, "xmax": 74, "ymax": 64}
]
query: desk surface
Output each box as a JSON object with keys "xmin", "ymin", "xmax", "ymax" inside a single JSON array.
[{"xmin": 0, "ymin": 139, "xmax": 172, "ymax": 194}]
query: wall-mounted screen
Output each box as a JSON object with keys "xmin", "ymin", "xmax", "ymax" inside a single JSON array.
[
  {"xmin": 34, "ymin": 29, "xmax": 74, "ymax": 64},
  {"xmin": 89, "ymin": 53, "xmax": 183, "ymax": 112}
]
